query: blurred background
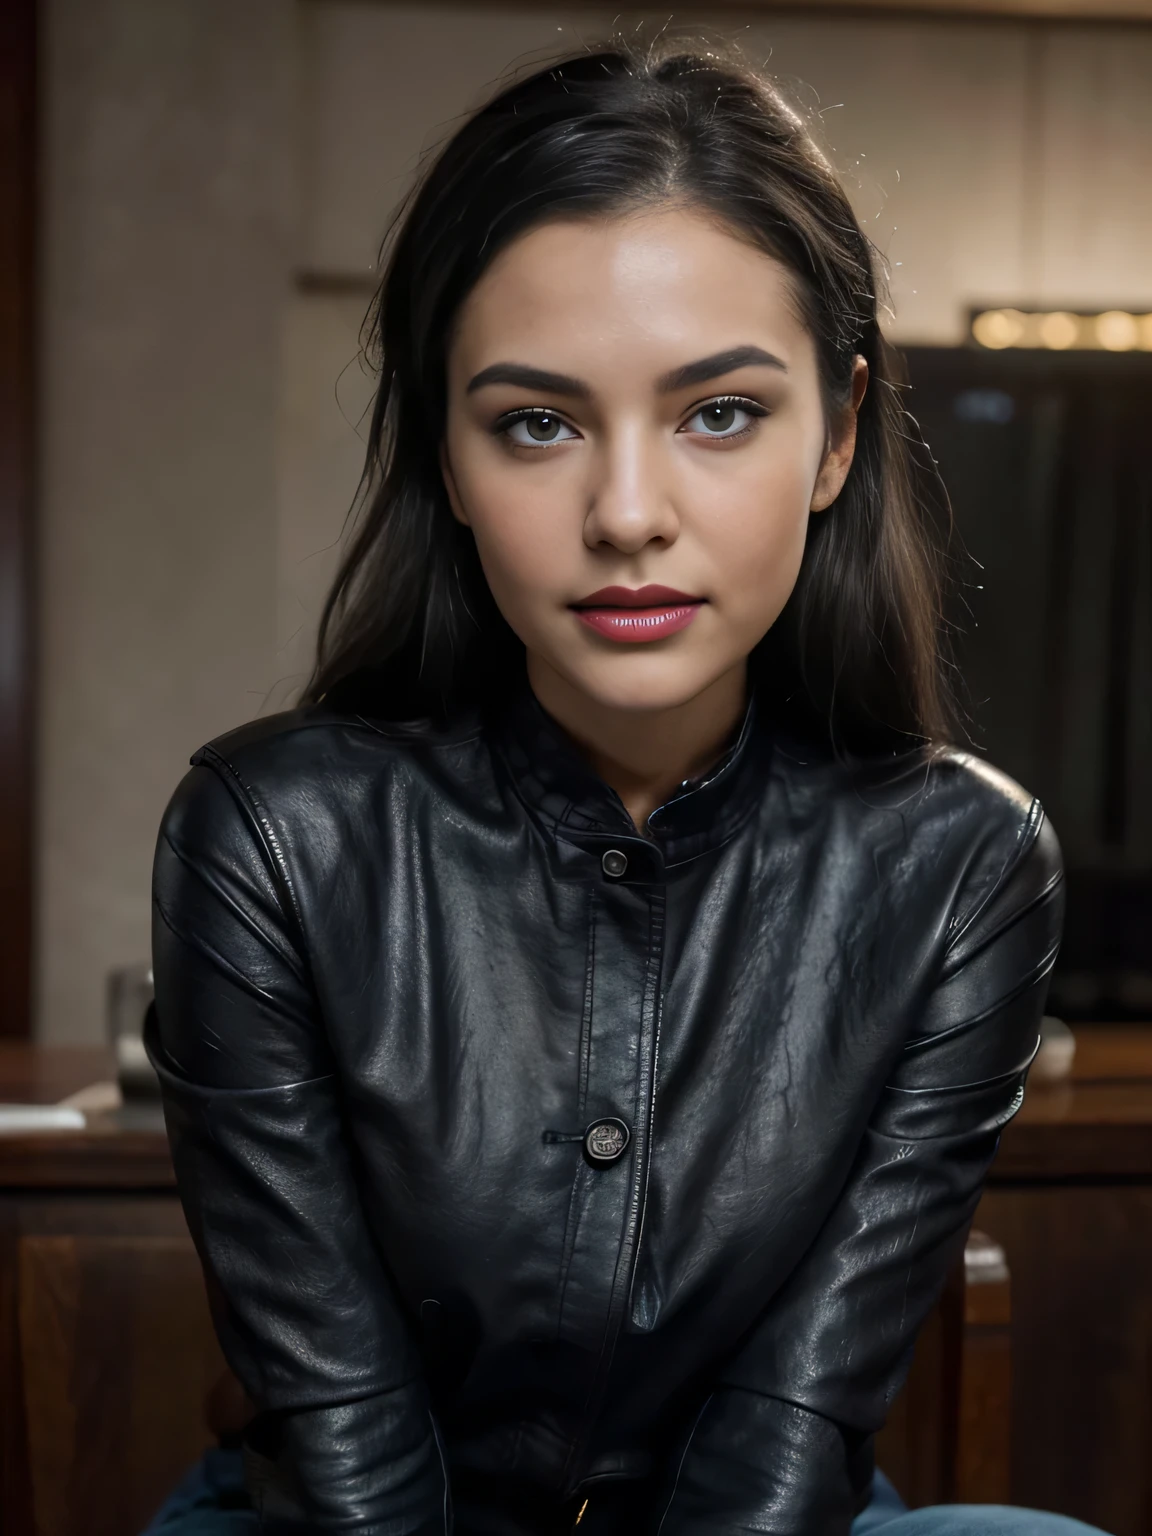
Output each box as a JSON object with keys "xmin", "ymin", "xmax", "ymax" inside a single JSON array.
[{"xmin": 1, "ymin": 6, "xmax": 1151, "ymax": 1535}]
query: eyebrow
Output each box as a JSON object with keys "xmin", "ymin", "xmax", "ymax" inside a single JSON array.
[
  {"xmin": 657, "ymin": 345, "xmax": 788, "ymax": 392},
  {"xmin": 467, "ymin": 363, "xmax": 589, "ymax": 397},
  {"xmin": 465, "ymin": 345, "xmax": 787, "ymax": 398}
]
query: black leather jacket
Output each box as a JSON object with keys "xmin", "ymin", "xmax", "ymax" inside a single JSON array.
[{"xmin": 148, "ymin": 681, "xmax": 1062, "ymax": 1536}]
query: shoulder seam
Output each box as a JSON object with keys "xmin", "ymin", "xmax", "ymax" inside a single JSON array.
[
  {"xmin": 198, "ymin": 712, "xmax": 389, "ymax": 754},
  {"xmin": 945, "ymin": 796, "xmax": 1046, "ymax": 959},
  {"xmin": 199, "ymin": 710, "xmax": 483, "ymax": 754},
  {"xmin": 191, "ymin": 747, "xmax": 307, "ymax": 940}
]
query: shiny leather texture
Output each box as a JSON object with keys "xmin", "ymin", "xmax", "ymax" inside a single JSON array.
[{"xmin": 148, "ymin": 681, "xmax": 1063, "ymax": 1536}]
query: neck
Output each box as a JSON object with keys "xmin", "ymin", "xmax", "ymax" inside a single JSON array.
[{"xmin": 526, "ymin": 656, "xmax": 748, "ymax": 834}]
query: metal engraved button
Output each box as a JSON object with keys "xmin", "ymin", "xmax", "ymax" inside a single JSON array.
[
  {"xmin": 583, "ymin": 1117, "xmax": 631, "ymax": 1165},
  {"xmin": 601, "ymin": 849, "xmax": 628, "ymax": 880}
]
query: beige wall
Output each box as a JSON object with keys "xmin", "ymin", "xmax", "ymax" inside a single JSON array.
[
  {"xmin": 37, "ymin": 0, "xmax": 1152, "ymax": 1042},
  {"xmin": 296, "ymin": 5, "xmax": 1152, "ymax": 332},
  {"xmin": 38, "ymin": 0, "xmax": 297, "ymax": 1043}
]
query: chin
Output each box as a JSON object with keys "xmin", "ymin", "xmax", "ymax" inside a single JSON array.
[{"xmin": 564, "ymin": 650, "xmax": 736, "ymax": 716}]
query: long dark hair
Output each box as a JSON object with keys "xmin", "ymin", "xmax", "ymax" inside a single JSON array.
[{"xmin": 306, "ymin": 40, "xmax": 957, "ymax": 749}]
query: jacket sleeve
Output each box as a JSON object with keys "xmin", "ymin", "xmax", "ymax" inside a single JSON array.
[
  {"xmin": 655, "ymin": 807, "xmax": 1063, "ymax": 1536},
  {"xmin": 148, "ymin": 756, "xmax": 449, "ymax": 1536}
]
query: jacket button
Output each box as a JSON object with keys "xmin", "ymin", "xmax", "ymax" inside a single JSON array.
[
  {"xmin": 601, "ymin": 849, "xmax": 628, "ymax": 879},
  {"xmin": 584, "ymin": 1118, "xmax": 631, "ymax": 1164}
]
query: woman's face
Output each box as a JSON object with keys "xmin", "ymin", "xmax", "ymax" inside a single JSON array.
[{"xmin": 442, "ymin": 206, "xmax": 863, "ymax": 716}]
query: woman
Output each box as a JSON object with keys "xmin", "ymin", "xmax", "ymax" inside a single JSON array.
[{"xmin": 146, "ymin": 41, "xmax": 1090, "ymax": 1536}]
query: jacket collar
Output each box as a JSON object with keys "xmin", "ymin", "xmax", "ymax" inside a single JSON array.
[{"xmin": 488, "ymin": 675, "xmax": 774, "ymax": 872}]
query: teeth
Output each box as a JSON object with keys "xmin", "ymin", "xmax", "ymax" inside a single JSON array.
[{"xmin": 611, "ymin": 611, "xmax": 684, "ymax": 624}]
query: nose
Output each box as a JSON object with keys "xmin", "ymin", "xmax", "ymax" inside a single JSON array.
[{"xmin": 581, "ymin": 424, "xmax": 680, "ymax": 555}]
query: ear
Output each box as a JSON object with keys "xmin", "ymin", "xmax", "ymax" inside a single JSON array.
[
  {"xmin": 810, "ymin": 356, "xmax": 869, "ymax": 513},
  {"xmin": 440, "ymin": 442, "xmax": 471, "ymax": 527}
]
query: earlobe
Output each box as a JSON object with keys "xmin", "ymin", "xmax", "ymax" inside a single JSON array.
[
  {"xmin": 810, "ymin": 355, "xmax": 868, "ymax": 512},
  {"xmin": 809, "ymin": 431, "xmax": 854, "ymax": 514},
  {"xmin": 809, "ymin": 471, "xmax": 842, "ymax": 514},
  {"xmin": 440, "ymin": 444, "xmax": 471, "ymax": 527}
]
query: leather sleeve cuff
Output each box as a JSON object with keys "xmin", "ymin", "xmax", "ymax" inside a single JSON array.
[
  {"xmin": 656, "ymin": 1389, "xmax": 868, "ymax": 1536},
  {"xmin": 243, "ymin": 1396, "xmax": 450, "ymax": 1535}
]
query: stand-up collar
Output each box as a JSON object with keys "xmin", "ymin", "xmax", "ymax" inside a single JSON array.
[{"xmin": 488, "ymin": 677, "xmax": 774, "ymax": 871}]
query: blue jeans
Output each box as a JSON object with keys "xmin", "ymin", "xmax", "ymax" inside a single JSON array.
[{"xmin": 141, "ymin": 1450, "xmax": 1108, "ymax": 1536}]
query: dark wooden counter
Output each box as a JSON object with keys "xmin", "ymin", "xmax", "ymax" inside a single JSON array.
[
  {"xmin": 0, "ymin": 1043, "xmax": 173, "ymax": 1188},
  {"xmin": 0, "ymin": 1044, "xmax": 219, "ymax": 1536},
  {"xmin": 992, "ymin": 1025, "xmax": 1152, "ymax": 1178},
  {"xmin": 975, "ymin": 1026, "xmax": 1152, "ymax": 1536}
]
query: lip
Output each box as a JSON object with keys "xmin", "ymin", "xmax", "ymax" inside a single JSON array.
[
  {"xmin": 570, "ymin": 585, "xmax": 705, "ymax": 644},
  {"xmin": 573, "ymin": 585, "xmax": 701, "ymax": 608}
]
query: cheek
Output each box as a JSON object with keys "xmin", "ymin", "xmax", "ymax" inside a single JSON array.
[
  {"xmin": 452, "ymin": 456, "xmax": 571, "ymax": 620},
  {"xmin": 693, "ymin": 450, "xmax": 815, "ymax": 619}
]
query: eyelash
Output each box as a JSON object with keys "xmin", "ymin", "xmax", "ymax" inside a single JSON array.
[{"xmin": 493, "ymin": 395, "xmax": 770, "ymax": 448}]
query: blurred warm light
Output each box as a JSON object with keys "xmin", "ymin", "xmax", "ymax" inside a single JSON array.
[
  {"xmin": 1037, "ymin": 311, "xmax": 1080, "ymax": 350},
  {"xmin": 1095, "ymin": 310, "xmax": 1140, "ymax": 351},
  {"xmin": 972, "ymin": 307, "xmax": 1152, "ymax": 352},
  {"xmin": 971, "ymin": 309, "xmax": 1027, "ymax": 349}
]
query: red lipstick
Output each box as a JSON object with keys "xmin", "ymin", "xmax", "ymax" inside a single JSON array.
[{"xmin": 570, "ymin": 585, "xmax": 705, "ymax": 644}]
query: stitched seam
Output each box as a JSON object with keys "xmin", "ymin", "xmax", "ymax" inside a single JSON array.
[
  {"xmin": 197, "ymin": 748, "xmax": 307, "ymax": 940},
  {"xmin": 626, "ymin": 890, "xmax": 667, "ymax": 1324},
  {"xmin": 578, "ymin": 890, "xmax": 596, "ymax": 1119}
]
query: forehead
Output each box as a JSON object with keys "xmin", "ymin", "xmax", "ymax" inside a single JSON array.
[{"xmin": 448, "ymin": 207, "xmax": 813, "ymax": 381}]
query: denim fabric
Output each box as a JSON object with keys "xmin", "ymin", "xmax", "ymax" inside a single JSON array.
[
  {"xmin": 855, "ymin": 1475, "xmax": 1108, "ymax": 1536},
  {"xmin": 140, "ymin": 1453, "xmax": 1109, "ymax": 1536},
  {"xmin": 141, "ymin": 1447, "xmax": 256, "ymax": 1534}
]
